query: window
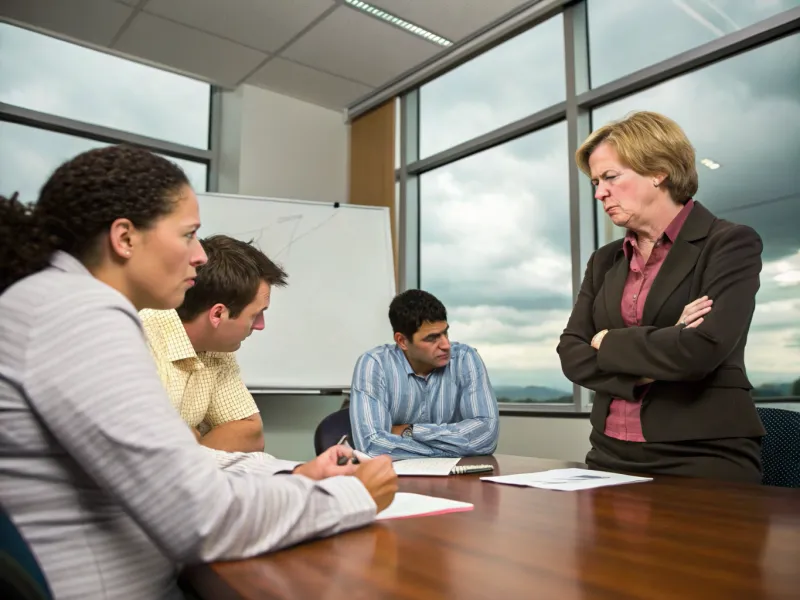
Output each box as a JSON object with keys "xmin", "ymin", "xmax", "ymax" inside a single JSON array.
[
  {"xmin": 0, "ymin": 22, "xmax": 210, "ymax": 149},
  {"xmin": 420, "ymin": 122, "xmax": 573, "ymax": 403},
  {"xmin": 588, "ymin": 0, "xmax": 800, "ymax": 87},
  {"xmin": 0, "ymin": 122, "xmax": 208, "ymax": 202},
  {"xmin": 592, "ymin": 33, "xmax": 800, "ymax": 399},
  {"xmin": 418, "ymin": 15, "xmax": 565, "ymax": 159}
]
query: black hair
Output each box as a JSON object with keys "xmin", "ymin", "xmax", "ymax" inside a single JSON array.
[
  {"xmin": 177, "ymin": 235, "xmax": 288, "ymax": 321},
  {"xmin": 0, "ymin": 145, "xmax": 190, "ymax": 294},
  {"xmin": 389, "ymin": 289, "xmax": 447, "ymax": 340}
]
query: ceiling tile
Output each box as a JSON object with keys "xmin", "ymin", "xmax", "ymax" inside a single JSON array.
[
  {"xmin": 115, "ymin": 12, "xmax": 268, "ymax": 87},
  {"xmin": 247, "ymin": 57, "xmax": 373, "ymax": 109},
  {"xmin": 367, "ymin": 0, "xmax": 530, "ymax": 41},
  {"xmin": 143, "ymin": 0, "xmax": 334, "ymax": 53},
  {"xmin": 281, "ymin": 6, "xmax": 440, "ymax": 87},
  {"xmin": 0, "ymin": 0, "xmax": 133, "ymax": 46}
]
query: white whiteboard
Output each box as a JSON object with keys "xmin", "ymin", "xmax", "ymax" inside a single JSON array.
[{"xmin": 196, "ymin": 193, "xmax": 396, "ymax": 390}]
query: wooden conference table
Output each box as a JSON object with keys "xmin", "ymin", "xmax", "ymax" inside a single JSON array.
[{"xmin": 184, "ymin": 454, "xmax": 800, "ymax": 599}]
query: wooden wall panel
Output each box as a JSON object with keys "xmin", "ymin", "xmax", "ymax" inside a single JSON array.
[{"xmin": 348, "ymin": 99, "xmax": 397, "ymax": 288}]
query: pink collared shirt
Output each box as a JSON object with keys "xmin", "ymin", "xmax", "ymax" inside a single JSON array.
[{"xmin": 603, "ymin": 199, "xmax": 695, "ymax": 442}]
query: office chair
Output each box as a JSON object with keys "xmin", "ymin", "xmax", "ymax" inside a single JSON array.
[
  {"xmin": 313, "ymin": 408, "xmax": 353, "ymax": 456},
  {"xmin": 0, "ymin": 507, "xmax": 53, "ymax": 600},
  {"xmin": 756, "ymin": 407, "xmax": 800, "ymax": 488}
]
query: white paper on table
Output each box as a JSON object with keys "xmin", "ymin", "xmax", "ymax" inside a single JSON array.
[
  {"xmin": 391, "ymin": 457, "xmax": 461, "ymax": 476},
  {"xmin": 376, "ymin": 492, "xmax": 474, "ymax": 520},
  {"xmin": 480, "ymin": 468, "xmax": 652, "ymax": 491}
]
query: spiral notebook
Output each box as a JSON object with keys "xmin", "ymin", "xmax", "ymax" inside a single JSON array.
[{"xmin": 392, "ymin": 458, "xmax": 494, "ymax": 477}]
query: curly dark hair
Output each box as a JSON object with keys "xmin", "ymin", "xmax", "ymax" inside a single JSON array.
[
  {"xmin": 176, "ymin": 235, "xmax": 288, "ymax": 321},
  {"xmin": 0, "ymin": 145, "xmax": 190, "ymax": 294},
  {"xmin": 389, "ymin": 289, "xmax": 447, "ymax": 340}
]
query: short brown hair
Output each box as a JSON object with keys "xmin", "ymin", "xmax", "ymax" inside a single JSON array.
[
  {"xmin": 576, "ymin": 111, "xmax": 698, "ymax": 204},
  {"xmin": 177, "ymin": 235, "xmax": 288, "ymax": 321}
]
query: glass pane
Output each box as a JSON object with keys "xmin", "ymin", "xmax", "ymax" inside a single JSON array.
[
  {"xmin": 0, "ymin": 23, "xmax": 210, "ymax": 149},
  {"xmin": 419, "ymin": 15, "xmax": 565, "ymax": 159},
  {"xmin": 591, "ymin": 34, "xmax": 800, "ymax": 400},
  {"xmin": 420, "ymin": 122, "xmax": 573, "ymax": 403},
  {"xmin": 0, "ymin": 122, "xmax": 208, "ymax": 203},
  {"xmin": 588, "ymin": 0, "xmax": 800, "ymax": 88}
]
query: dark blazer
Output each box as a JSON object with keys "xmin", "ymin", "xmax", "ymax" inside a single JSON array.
[{"xmin": 557, "ymin": 202, "xmax": 766, "ymax": 442}]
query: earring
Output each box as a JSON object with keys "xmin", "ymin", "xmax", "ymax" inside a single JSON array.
[{"xmin": 653, "ymin": 180, "xmax": 659, "ymax": 187}]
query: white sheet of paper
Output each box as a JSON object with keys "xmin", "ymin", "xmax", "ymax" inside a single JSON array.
[
  {"xmin": 376, "ymin": 492, "xmax": 474, "ymax": 520},
  {"xmin": 391, "ymin": 458, "xmax": 461, "ymax": 476},
  {"xmin": 481, "ymin": 468, "xmax": 652, "ymax": 491}
]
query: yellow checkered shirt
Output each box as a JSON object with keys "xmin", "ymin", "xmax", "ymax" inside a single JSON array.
[{"xmin": 139, "ymin": 309, "xmax": 259, "ymax": 431}]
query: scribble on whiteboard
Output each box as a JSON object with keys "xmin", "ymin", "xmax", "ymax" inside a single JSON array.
[
  {"xmin": 274, "ymin": 212, "xmax": 339, "ymax": 258},
  {"xmin": 275, "ymin": 215, "xmax": 303, "ymax": 263},
  {"xmin": 225, "ymin": 211, "xmax": 340, "ymax": 265}
]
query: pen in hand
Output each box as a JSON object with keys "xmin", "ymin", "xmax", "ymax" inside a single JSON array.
[{"xmin": 335, "ymin": 434, "xmax": 360, "ymax": 466}]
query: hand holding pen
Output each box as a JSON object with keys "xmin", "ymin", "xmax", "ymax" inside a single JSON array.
[
  {"xmin": 335, "ymin": 435, "xmax": 372, "ymax": 466},
  {"xmin": 293, "ymin": 440, "xmax": 362, "ymax": 480}
]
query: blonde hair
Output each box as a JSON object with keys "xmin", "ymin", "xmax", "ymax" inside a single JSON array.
[{"xmin": 576, "ymin": 111, "xmax": 698, "ymax": 204}]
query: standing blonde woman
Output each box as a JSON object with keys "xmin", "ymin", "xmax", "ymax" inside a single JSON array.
[{"xmin": 557, "ymin": 111, "xmax": 765, "ymax": 484}]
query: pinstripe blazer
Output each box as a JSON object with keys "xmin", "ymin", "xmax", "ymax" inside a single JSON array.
[{"xmin": 0, "ymin": 252, "xmax": 376, "ymax": 600}]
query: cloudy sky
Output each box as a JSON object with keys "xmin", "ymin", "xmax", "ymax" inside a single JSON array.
[
  {"xmin": 1, "ymin": 3, "xmax": 797, "ymax": 399},
  {"xmin": 0, "ymin": 22, "xmax": 210, "ymax": 201},
  {"xmin": 418, "ymin": 0, "xmax": 800, "ymax": 396}
]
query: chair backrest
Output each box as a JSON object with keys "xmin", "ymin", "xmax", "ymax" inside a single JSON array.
[
  {"xmin": 0, "ymin": 506, "xmax": 53, "ymax": 600},
  {"xmin": 313, "ymin": 408, "xmax": 353, "ymax": 456},
  {"xmin": 756, "ymin": 407, "xmax": 800, "ymax": 488}
]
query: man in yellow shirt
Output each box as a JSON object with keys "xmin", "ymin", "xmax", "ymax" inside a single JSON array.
[{"xmin": 141, "ymin": 235, "xmax": 285, "ymax": 453}]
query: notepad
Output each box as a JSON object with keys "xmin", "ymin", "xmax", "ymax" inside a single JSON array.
[
  {"xmin": 376, "ymin": 492, "xmax": 474, "ymax": 520},
  {"xmin": 391, "ymin": 458, "xmax": 461, "ymax": 476},
  {"xmin": 481, "ymin": 468, "xmax": 652, "ymax": 491}
]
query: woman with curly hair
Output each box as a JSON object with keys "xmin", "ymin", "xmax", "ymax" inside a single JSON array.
[{"xmin": 0, "ymin": 145, "xmax": 395, "ymax": 599}]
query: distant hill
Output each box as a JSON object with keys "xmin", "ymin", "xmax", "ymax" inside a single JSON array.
[
  {"xmin": 494, "ymin": 385, "xmax": 572, "ymax": 403},
  {"xmin": 751, "ymin": 382, "xmax": 794, "ymax": 398}
]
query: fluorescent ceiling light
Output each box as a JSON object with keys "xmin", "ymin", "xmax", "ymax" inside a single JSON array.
[
  {"xmin": 344, "ymin": 0, "xmax": 453, "ymax": 47},
  {"xmin": 700, "ymin": 158, "xmax": 721, "ymax": 170}
]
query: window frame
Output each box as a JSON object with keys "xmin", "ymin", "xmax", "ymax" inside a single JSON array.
[
  {"xmin": 0, "ymin": 23, "xmax": 217, "ymax": 193},
  {"xmin": 388, "ymin": 2, "xmax": 800, "ymax": 414}
]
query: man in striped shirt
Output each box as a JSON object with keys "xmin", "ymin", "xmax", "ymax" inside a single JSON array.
[{"xmin": 350, "ymin": 290, "xmax": 500, "ymax": 459}]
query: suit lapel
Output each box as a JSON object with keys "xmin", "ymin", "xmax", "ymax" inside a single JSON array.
[
  {"xmin": 641, "ymin": 240, "xmax": 698, "ymax": 324},
  {"xmin": 602, "ymin": 250, "xmax": 629, "ymax": 330},
  {"xmin": 641, "ymin": 201, "xmax": 715, "ymax": 325}
]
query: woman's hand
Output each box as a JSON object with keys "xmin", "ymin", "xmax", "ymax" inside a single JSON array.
[
  {"xmin": 591, "ymin": 329, "xmax": 608, "ymax": 350},
  {"xmin": 676, "ymin": 296, "xmax": 713, "ymax": 329}
]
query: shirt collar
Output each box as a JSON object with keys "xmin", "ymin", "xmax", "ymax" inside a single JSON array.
[
  {"xmin": 391, "ymin": 344, "xmax": 416, "ymax": 376},
  {"xmin": 159, "ymin": 309, "xmax": 198, "ymax": 363},
  {"xmin": 392, "ymin": 343, "xmax": 444, "ymax": 379},
  {"xmin": 623, "ymin": 198, "xmax": 695, "ymax": 259},
  {"xmin": 50, "ymin": 250, "xmax": 91, "ymax": 275}
]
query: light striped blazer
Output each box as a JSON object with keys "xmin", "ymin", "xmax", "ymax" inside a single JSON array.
[{"xmin": 0, "ymin": 252, "xmax": 376, "ymax": 600}]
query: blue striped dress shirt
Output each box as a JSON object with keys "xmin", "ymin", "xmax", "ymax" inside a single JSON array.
[{"xmin": 349, "ymin": 342, "xmax": 499, "ymax": 459}]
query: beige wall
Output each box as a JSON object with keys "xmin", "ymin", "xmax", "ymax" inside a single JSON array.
[{"xmin": 218, "ymin": 84, "xmax": 348, "ymax": 203}]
